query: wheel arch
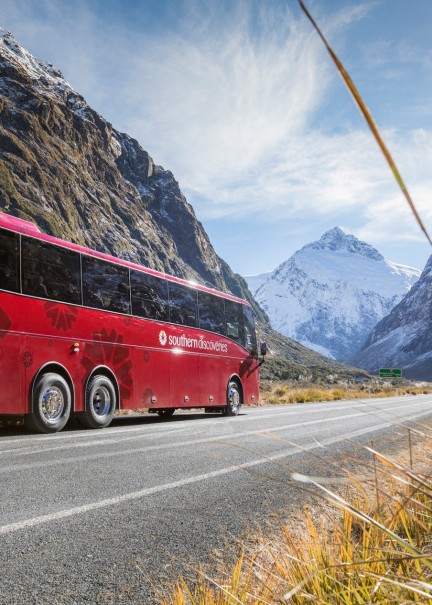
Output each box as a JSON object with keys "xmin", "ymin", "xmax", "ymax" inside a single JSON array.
[
  {"xmin": 30, "ymin": 363, "xmax": 75, "ymax": 413},
  {"xmin": 84, "ymin": 365, "xmax": 121, "ymax": 409},
  {"xmin": 227, "ymin": 374, "xmax": 244, "ymax": 402}
]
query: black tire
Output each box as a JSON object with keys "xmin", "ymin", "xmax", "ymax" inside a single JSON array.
[
  {"xmin": 26, "ymin": 372, "xmax": 72, "ymax": 434},
  {"xmin": 225, "ymin": 380, "xmax": 242, "ymax": 416},
  {"xmin": 157, "ymin": 408, "xmax": 175, "ymax": 418},
  {"xmin": 77, "ymin": 375, "xmax": 116, "ymax": 429}
]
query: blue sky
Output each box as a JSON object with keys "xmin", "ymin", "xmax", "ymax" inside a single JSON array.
[{"xmin": 1, "ymin": 0, "xmax": 432, "ymax": 275}]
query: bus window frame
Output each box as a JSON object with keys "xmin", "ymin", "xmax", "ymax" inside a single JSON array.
[{"xmin": 0, "ymin": 226, "xmax": 257, "ymax": 355}]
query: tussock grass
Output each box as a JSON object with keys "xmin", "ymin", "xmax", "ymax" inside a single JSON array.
[
  {"xmin": 260, "ymin": 381, "xmax": 432, "ymax": 405},
  {"xmin": 160, "ymin": 427, "xmax": 432, "ymax": 604}
]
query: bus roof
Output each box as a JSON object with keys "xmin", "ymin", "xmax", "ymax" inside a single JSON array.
[{"xmin": 0, "ymin": 212, "xmax": 250, "ymax": 306}]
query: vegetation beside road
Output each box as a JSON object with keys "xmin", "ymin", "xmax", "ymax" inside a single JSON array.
[
  {"xmin": 260, "ymin": 380, "xmax": 432, "ymax": 405},
  {"xmin": 160, "ymin": 423, "xmax": 432, "ymax": 605}
]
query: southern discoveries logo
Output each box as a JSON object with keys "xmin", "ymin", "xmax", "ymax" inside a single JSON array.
[{"xmin": 159, "ymin": 330, "xmax": 228, "ymax": 353}]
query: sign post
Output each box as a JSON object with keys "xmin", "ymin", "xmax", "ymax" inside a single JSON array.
[
  {"xmin": 379, "ymin": 368, "xmax": 402, "ymax": 378},
  {"xmin": 379, "ymin": 368, "xmax": 402, "ymax": 396}
]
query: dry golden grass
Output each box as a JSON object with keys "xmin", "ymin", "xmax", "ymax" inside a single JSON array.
[
  {"xmin": 260, "ymin": 381, "xmax": 432, "ymax": 406},
  {"xmin": 160, "ymin": 424, "xmax": 432, "ymax": 605}
]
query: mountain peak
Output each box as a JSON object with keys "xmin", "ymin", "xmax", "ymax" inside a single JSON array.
[
  {"xmin": 251, "ymin": 228, "xmax": 419, "ymax": 361},
  {"xmin": 322, "ymin": 226, "xmax": 346, "ymax": 239},
  {"xmin": 307, "ymin": 227, "xmax": 384, "ymax": 261},
  {"xmin": 0, "ymin": 28, "xmax": 62, "ymax": 78},
  {"xmin": 0, "ymin": 26, "xmax": 80, "ymax": 104}
]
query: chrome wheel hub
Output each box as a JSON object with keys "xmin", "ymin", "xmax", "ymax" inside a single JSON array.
[
  {"xmin": 41, "ymin": 387, "xmax": 64, "ymax": 422},
  {"xmin": 229, "ymin": 388, "xmax": 240, "ymax": 412}
]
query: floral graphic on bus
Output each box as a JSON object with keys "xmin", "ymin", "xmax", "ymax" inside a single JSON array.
[
  {"xmin": 142, "ymin": 387, "xmax": 155, "ymax": 405},
  {"xmin": 0, "ymin": 306, "xmax": 12, "ymax": 339},
  {"xmin": 21, "ymin": 351, "xmax": 33, "ymax": 368},
  {"xmin": 44, "ymin": 302, "xmax": 78, "ymax": 332},
  {"xmin": 159, "ymin": 330, "xmax": 167, "ymax": 346},
  {"xmin": 82, "ymin": 328, "xmax": 133, "ymax": 399}
]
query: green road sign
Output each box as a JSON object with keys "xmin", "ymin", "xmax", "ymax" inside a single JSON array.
[{"xmin": 379, "ymin": 368, "xmax": 402, "ymax": 378}]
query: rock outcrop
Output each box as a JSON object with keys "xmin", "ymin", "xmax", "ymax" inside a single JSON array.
[{"xmin": 348, "ymin": 255, "xmax": 432, "ymax": 381}]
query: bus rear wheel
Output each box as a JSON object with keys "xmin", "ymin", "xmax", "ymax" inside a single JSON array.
[
  {"xmin": 27, "ymin": 373, "xmax": 72, "ymax": 433},
  {"xmin": 78, "ymin": 375, "xmax": 116, "ymax": 429},
  {"xmin": 225, "ymin": 380, "xmax": 242, "ymax": 416}
]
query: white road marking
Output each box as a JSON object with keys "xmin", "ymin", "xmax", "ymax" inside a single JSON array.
[
  {"xmin": 0, "ymin": 400, "xmax": 430, "ymax": 471},
  {"xmin": 0, "ymin": 425, "xmax": 192, "ymax": 457},
  {"xmin": 0, "ymin": 395, "xmax": 425, "ymax": 449},
  {"xmin": 0, "ymin": 396, "xmax": 427, "ymax": 455},
  {"xmin": 1, "ymin": 407, "xmax": 430, "ymax": 535}
]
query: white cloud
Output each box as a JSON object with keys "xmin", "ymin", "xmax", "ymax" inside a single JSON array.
[
  {"xmin": 121, "ymin": 3, "xmax": 330, "ymax": 184},
  {"xmin": 1, "ymin": 0, "xmax": 431, "ymax": 256}
]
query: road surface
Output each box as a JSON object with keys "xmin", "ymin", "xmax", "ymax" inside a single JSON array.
[{"xmin": 0, "ymin": 394, "xmax": 431, "ymax": 604}]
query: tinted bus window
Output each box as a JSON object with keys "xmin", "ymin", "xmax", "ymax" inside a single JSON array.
[
  {"xmin": 22, "ymin": 237, "xmax": 81, "ymax": 304},
  {"xmin": 82, "ymin": 256, "xmax": 130, "ymax": 314},
  {"xmin": 0, "ymin": 228, "xmax": 19, "ymax": 293},
  {"xmin": 198, "ymin": 292, "xmax": 225, "ymax": 335},
  {"xmin": 130, "ymin": 270, "xmax": 169, "ymax": 321},
  {"xmin": 225, "ymin": 299, "xmax": 244, "ymax": 345},
  {"xmin": 243, "ymin": 305, "xmax": 258, "ymax": 356},
  {"xmin": 169, "ymin": 283, "xmax": 197, "ymax": 327}
]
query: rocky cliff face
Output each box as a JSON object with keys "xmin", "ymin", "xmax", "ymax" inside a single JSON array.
[
  {"xmin": 348, "ymin": 255, "xmax": 432, "ymax": 381},
  {"xmin": 0, "ymin": 28, "xmax": 246, "ymax": 296},
  {"xmin": 248, "ymin": 228, "xmax": 419, "ymax": 360},
  {"xmin": 0, "ymin": 29, "xmax": 369, "ymax": 383}
]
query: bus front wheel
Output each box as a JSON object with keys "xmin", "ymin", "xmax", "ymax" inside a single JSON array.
[
  {"xmin": 27, "ymin": 373, "xmax": 72, "ymax": 433},
  {"xmin": 78, "ymin": 375, "xmax": 116, "ymax": 429},
  {"xmin": 225, "ymin": 380, "xmax": 242, "ymax": 416}
]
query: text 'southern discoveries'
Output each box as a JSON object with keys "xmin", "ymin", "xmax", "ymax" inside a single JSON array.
[{"xmin": 168, "ymin": 334, "xmax": 228, "ymax": 353}]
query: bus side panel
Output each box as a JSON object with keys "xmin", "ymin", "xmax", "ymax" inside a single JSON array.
[
  {"xmin": 0, "ymin": 293, "xmax": 23, "ymax": 414},
  {"xmin": 199, "ymin": 353, "xmax": 221, "ymax": 406},
  {"xmin": 170, "ymin": 350, "xmax": 200, "ymax": 407},
  {"xmin": 128, "ymin": 347, "xmax": 170, "ymax": 410},
  {"xmin": 0, "ymin": 333, "xmax": 22, "ymax": 414},
  {"xmin": 239, "ymin": 356, "xmax": 260, "ymax": 406}
]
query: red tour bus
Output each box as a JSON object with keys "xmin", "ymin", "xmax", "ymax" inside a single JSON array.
[{"xmin": 0, "ymin": 212, "xmax": 265, "ymax": 433}]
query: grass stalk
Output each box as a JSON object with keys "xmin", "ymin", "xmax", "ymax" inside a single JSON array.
[{"xmin": 160, "ymin": 430, "xmax": 432, "ymax": 605}]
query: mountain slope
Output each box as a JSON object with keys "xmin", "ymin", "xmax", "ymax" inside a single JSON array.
[
  {"xmin": 347, "ymin": 255, "xmax": 432, "ymax": 381},
  {"xmin": 249, "ymin": 228, "xmax": 419, "ymax": 360},
  {"xmin": 243, "ymin": 271, "xmax": 272, "ymax": 295},
  {"xmin": 0, "ymin": 28, "xmax": 246, "ymax": 296}
]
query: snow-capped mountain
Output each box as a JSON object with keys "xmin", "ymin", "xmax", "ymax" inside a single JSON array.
[
  {"xmin": 248, "ymin": 228, "xmax": 420, "ymax": 360},
  {"xmin": 347, "ymin": 255, "xmax": 432, "ymax": 381}
]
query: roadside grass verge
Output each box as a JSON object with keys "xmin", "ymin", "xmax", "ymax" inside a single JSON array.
[
  {"xmin": 260, "ymin": 381, "xmax": 432, "ymax": 405},
  {"xmin": 159, "ymin": 424, "xmax": 432, "ymax": 604}
]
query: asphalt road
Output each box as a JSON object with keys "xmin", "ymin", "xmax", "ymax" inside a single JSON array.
[{"xmin": 0, "ymin": 395, "xmax": 431, "ymax": 604}]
